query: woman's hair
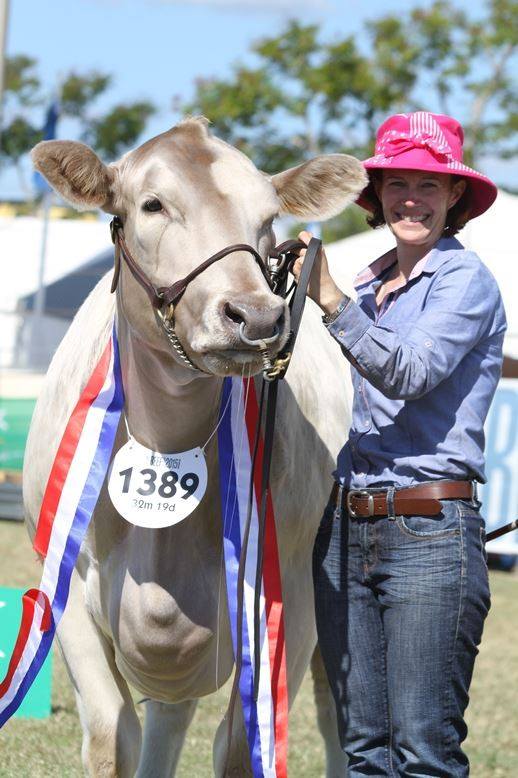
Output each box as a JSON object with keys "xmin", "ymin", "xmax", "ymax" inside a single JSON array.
[{"xmin": 364, "ymin": 171, "xmax": 472, "ymax": 236}]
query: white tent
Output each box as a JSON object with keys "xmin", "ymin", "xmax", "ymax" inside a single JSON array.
[
  {"xmin": 0, "ymin": 215, "xmax": 112, "ymax": 369},
  {"xmin": 326, "ymin": 189, "xmax": 518, "ymax": 359}
]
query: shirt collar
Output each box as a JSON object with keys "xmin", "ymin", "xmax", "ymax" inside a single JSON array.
[{"xmin": 353, "ymin": 236, "xmax": 465, "ymax": 291}]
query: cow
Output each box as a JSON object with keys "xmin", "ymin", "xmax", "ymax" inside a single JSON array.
[{"xmin": 24, "ymin": 117, "xmax": 366, "ymax": 776}]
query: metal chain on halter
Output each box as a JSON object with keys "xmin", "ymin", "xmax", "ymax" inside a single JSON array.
[{"xmin": 155, "ymin": 308, "xmax": 202, "ymax": 372}]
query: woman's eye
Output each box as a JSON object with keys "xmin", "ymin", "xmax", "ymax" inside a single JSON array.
[{"xmin": 143, "ymin": 198, "xmax": 163, "ymax": 212}]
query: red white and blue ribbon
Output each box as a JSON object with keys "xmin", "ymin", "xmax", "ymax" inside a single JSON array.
[
  {"xmin": 0, "ymin": 327, "xmax": 124, "ymax": 726},
  {"xmin": 218, "ymin": 376, "xmax": 288, "ymax": 778},
  {"xmin": 0, "ymin": 336, "xmax": 288, "ymax": 778}
]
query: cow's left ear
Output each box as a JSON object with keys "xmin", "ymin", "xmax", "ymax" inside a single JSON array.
[
  {"xmin": 270, "ymin": 154, "xmax": 367, "ymax": 221},
  {"xmin": 31, "ymin": 140, "xmax": 118, "ymax": 213}
]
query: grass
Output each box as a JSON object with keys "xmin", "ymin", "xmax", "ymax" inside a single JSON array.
[{"xmin": 0, "ymin": 521, "xmax": 517, "ymax": 776}]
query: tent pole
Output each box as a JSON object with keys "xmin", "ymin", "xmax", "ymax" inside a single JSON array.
[{"xmin": 30, "ymin": 191, "xmax": 52, "ymax": 368}]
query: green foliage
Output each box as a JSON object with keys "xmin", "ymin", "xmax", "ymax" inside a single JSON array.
[
  {"xmin": 183, "ymin": 0, "xmax": 517, "ymax": 239},
  {"xmin": 86, "ymin": 102, "xmax": 156, "ymax": 159},
  {"xmin": 1, "ymin": 56, "xmax": 158, "ymax": 185},
  {"xmin": 60, "ymin": 72, "xmax": 112, "ymax": 117},
  {"xmin": 0, "ymin": 117, "xmax": 42, "ymax": 162},
  {"xmin": 4, "ymin": 55, "xmax": 41, "ymax": 106}
]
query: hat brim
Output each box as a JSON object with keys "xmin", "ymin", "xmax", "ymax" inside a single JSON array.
[{"xmin": 356, "ymin": 151, "xmax": 497, "ymax": 220}]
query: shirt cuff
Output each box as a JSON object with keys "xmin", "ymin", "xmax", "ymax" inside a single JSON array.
[{"xmin": 326, "ymin": 299, "xmax": 372, "ymax": 351}]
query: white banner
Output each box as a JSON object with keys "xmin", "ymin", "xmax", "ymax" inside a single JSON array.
[{"xmin": 480, "ymin": 379, "xmax": 518, "ymax": 555}]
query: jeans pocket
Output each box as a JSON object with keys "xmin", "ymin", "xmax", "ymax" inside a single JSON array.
[{"xmin": 395, "ymin": 500, "xmax": 461, "ymax": 540}]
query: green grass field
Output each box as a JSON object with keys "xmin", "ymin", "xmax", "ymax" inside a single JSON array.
[{"xmin": 1, "ymin": 520, "xmax": 517, "ymax": 777}]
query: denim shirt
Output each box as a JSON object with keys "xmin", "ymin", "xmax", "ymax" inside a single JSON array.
[{"xmin": 327, "ymin": 237, "xmax": 506, "ymax": 489}]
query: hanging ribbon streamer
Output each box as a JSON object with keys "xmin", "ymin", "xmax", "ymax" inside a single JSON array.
[{"xmin": 218, "ymin": 377, "xmax": 288, "ymax": 778}]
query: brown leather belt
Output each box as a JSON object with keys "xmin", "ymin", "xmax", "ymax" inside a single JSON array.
[{"xmin": 330, "ymin": 480, "xmax": 476, "ymax": 518}]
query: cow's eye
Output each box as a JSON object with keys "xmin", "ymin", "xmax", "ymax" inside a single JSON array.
[{"xmin": 143, "ymin": 198, "xmax": 163, "ymax": 212}]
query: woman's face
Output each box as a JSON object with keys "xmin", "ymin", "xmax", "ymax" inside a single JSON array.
[{"xmin": 377, "ymin": 170, "xmax": 466, "ymax": 248}]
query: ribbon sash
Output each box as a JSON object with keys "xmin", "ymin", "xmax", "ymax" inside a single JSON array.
[
  {"xmin": 0, "ymin": 337, "xmax": 288, "ymax": 778},
  {"xmin": 0, "ymin": 329, "xmax": 124, "ymax": 726}
]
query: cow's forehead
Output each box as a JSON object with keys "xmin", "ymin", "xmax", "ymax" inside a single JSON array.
[{"xmin": 117, "ymin": 120, "xmax": 278, "ymax": 218}]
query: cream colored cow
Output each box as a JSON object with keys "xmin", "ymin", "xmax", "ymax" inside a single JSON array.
[{"xmin": 24, "ymin": 118, "xmax": 365, "ymax": 776}]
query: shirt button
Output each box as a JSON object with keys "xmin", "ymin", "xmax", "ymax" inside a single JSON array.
[
  {"xmin": 338, "ymin": 330, "xmax": 345, "ymax": 337},
  {"xmin": 424, "ymin": 339, "xmax": 433, "ymax": 349}
]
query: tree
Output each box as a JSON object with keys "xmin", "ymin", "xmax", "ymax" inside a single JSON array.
[
  {"xmin": 0, "ymin": 59, "xmax": 157, "ymax": 197},
  {"xmin": 182, "ymin": 0, "xmax": 517, "ymax": 238}
]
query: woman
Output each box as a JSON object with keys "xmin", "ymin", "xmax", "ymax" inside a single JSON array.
[{"xmin": 293, "ymin": 112, "xmax": 506, "ymax": 776}]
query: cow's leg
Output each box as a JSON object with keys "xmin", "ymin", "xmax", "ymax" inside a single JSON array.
[
  {"xmin": 135, "ymin": 698, "xmax": 198, "ymax": 777},
  {"xmin": 311, "ymin": 645, "xmax": 348, "ymax": 777},
  {"xmin": 57, "ymin": 570, "xmax": 141, "ymax": 777},
  {"xmin": 213, "ymin": 700, "xmax": 251, "ymax": 777}
]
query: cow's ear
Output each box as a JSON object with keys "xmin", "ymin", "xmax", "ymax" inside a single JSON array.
[
  {"xmin": 31, "ymin": 140, "xmax": 117, "ymax": 213},
  {"xmin": 270, "ymin": 154, "xmax": 367, "ymax": 221}
]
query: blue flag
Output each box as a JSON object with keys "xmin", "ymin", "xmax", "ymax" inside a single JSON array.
[{"xmin": 33, "ymin": 101, "xmax": 60, "ymax": 196}]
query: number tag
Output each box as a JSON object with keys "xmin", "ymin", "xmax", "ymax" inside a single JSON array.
[{"xmin": 107, "ymin": 439, "xmax": 208, "ymax": 528}]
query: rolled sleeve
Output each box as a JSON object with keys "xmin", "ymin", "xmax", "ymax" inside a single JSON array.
[
  {"xmin": 326, "ymin": 259, "xmax": 506, "ymax": 401},
  {"xmin": 327, "ymin": 299, "xmax": 372, "ymax": 350}
]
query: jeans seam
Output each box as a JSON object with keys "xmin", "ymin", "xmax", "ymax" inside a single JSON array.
[
  {"xmin": 444, "ymin": 506, "xmax": 465, "ymax": 771},
  {"xmin": 378, "ymin": 620, "xmax": 396, "ymax": 777}
]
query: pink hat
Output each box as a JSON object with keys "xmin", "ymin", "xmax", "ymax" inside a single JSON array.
[{"xmin": 357, "ymin": 112, "xmax": 497, "ymax": 219}]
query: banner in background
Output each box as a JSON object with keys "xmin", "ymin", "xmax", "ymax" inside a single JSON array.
[
  {"xmin": 481, "ymin": 378, "xmax": 518, "ymax": 555},
  {"xmin": 33, "ymin": 101, "xmax": 60, "ymax": 196}
]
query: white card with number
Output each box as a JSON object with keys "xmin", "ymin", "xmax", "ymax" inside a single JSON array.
[{"xmin": 107, "ymin": 438, "xmax": 208, "ymax": 528}]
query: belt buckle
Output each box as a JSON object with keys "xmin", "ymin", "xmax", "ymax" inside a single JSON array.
[{"xmin": 347, "ymin": 489, "xmax": 375, "ymax": 518}]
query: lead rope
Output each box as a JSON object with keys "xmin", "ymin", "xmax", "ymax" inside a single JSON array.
[
  {"xmin": 252, "ymin": 238, "xmax": 321, "ymax": 701},
  {"xmin": 223, "ymin": 238, "xmax": 322, "ymax": 772}
]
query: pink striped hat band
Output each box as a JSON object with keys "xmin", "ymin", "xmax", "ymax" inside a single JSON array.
[{"xmin": 357, "ymin": 112, "xmax": 497, "ymax": 219}]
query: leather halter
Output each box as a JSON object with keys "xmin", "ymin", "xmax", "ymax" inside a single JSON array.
[
  {"xmin": 110, "ymin": 216, "xmax": 275, "ymax": 310},
  {"xmin": 109, "ymin": 216, "xmax": 307, "ymax": 376}
]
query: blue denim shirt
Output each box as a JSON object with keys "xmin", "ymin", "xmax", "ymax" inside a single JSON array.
[{"xmin": 327, "ymin": 237, "xmax": 506, "ymax": 489}]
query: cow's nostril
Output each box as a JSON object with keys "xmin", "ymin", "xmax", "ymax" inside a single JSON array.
[
  {"xmin": 224, "ymin": 302, "xmax": 245, "ymax": 325},
  {"xmin": 223, "ymin": 300, "xmax": 284, "ymax": 341}
]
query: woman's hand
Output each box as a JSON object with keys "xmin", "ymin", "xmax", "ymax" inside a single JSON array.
[{"xmin": 292, "ymin": 231, "xmax": 345, "ymax": 316}]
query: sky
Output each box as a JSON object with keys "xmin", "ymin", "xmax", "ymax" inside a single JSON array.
[{"xmin": 2, "ymin": 0, "xmax": 513, "ymax": 199}]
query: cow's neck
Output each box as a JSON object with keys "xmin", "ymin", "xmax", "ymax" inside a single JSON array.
[{"xmin": 117, "ymin": 316, "xmax": 222, "ymax": 454}]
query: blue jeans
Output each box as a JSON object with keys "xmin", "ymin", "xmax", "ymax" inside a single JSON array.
[{"xmin": 313, "ymin": 491, "xmax": 490, "ymax": 777}]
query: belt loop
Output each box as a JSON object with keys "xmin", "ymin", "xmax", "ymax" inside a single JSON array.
[
  {"xmin": 471, "ymin": 480, "xmax": 479, "ymax": 506},
  {"xmin": 386, "ymin": 486, "xmax": 396, "ymax": 521}
]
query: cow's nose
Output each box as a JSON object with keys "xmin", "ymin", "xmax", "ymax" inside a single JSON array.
[{"xmin": 223, "ymin": 300, "xmax": 284, "ymax": 342}]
